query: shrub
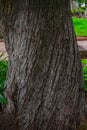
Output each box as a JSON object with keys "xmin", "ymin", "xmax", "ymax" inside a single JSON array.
[
  {"xmin": 0, "ymin": 54, "xmax": 8, "ymax": 104},
  {"xmin": 82, "ymin": 59, "xmax": 87, "ymax": 91},
  {"xmin": 72, "ymin": 7, "xmax": 86, "ymax": 16}
]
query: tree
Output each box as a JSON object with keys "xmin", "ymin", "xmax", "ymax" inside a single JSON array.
[
  {"xmin": 84, "ymin": 0, "xmax": 87, "ymax": 17},
  {"xmin": 0, "ymin": 0, "xmax": 86, "ymax": 130}
]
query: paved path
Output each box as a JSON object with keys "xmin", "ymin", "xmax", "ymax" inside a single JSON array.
[
  {"xmin": 78, "ymin": 41, "xmax": 87, "ymax": 52},
  {"xmin": 0, "ymin": 41, "xmax": 6, "ymax": 52},
  {"xmin": 0, "ymin": 40, "xmax": 87, "ymax": 55},
  {"xmin": 0, "ymin": 41, "xmax": 8, "ymax": 59}
]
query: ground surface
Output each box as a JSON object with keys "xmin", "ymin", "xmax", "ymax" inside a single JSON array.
[
  {"xmin": 78, "ymin": 41, "xmax": 87, "ymax": 51},
  {"xmin": 0, "ymin": 40, "xmax": 8, "ymax": 59},
  {"xmin": 0, "ymin": 112, "xmax": 18, "ymax": 130}
]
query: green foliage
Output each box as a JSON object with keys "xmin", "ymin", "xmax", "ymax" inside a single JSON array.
[
  {"xmin": 72, "ymin": 8, "xmax": 79, "ymax": 13},
  {"xmin": 72, "ymin": 7, "xmax": 85, "ymax": 14},
  {"xmin": 0, "ymin": 94, "xmax": 7, "ymax": 104},
  {"xmin": 77, "ymin": 0, "xmax": 84, "ymax": 3},
  {"xmin": 79, "ymin": 6, "xmax": 86, "ymax": 13},
  {"xmin": 73, "ymin": 17, "xmax": 87, "ymax": 36},
  {"xmin": 0, "ymin": 54, "xmax": 8, "ymax": 104},
  {"xmin": 82, "ymin": 59, "xmax": 87, "ymax": 91}
]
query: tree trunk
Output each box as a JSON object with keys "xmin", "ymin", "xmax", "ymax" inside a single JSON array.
[
  {"xmin": 0, "ymin": 0, "xmax": 86, "ymax": 130},
  {"xmin": 84, "ymin": 0, "xmax": 87, "ymax": 17}
]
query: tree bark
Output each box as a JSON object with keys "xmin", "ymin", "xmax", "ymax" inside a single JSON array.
[{"xmin": 0, "ymin": 0, "xmax": 86, "ymax": 130}]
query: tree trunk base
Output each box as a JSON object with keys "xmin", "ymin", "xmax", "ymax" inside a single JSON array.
[{"xmin": 0, "ymin": 111, "xmax": 18, "ymax": 130}]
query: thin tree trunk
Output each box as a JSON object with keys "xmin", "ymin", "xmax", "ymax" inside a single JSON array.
[
  {"xmin": 84, "ymin": 0, "xmax": 87, "ymax": 17},
  {"xmin": 0, "ymin": 0, "xmax": 86, "ymax": 130}
]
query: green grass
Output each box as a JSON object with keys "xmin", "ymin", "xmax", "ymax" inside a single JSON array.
[{"xmin": 73, "ymin": 17, "xmax": 87, "ymax": 37}]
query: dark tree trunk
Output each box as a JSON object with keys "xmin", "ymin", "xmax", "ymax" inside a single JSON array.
[{"xmin": 0, "ymin": 0, "xmax": 86, "ymax": 130}]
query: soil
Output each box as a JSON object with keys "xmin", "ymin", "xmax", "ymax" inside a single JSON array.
[
  {"xmin": 77, "ymin": 37, "xmax": 87, "ymax": 41},
  {"xmin": 0, "ymin": 112, "xmax": 18, "ymax": 130}
]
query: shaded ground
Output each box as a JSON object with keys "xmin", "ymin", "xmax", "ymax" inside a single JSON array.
[{"xmin": 0, "ymin": 112, "xmax": 18, "ymax": 130}]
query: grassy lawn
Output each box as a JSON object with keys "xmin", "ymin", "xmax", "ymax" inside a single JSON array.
[{"xmin": 73, "ymin": 17, "xmax": 87, "ymax": 37}]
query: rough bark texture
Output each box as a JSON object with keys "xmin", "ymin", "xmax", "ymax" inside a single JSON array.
[{"xmin": 0, "ymin": 0, "xmax": 86, "ymax": 130}]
